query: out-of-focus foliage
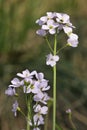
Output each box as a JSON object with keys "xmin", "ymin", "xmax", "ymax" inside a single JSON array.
[{"xmin": 0, "ymin": 0, "xmax": 87, "ymax": 130}]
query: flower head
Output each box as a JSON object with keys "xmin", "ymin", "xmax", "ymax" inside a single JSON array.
[{"xmin": 36, "ymin": 12, "xmax": 75, "ymax": 36}]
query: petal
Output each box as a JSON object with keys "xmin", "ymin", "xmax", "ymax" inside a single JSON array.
[
  {"xmin": 49, "ymin": 29, "xmax": 56, "ymax": 34},
  {"xmin": 36, "ymin": 29, "xmax": 46, "ymax": 36},
  {"xmin": 62, "ymin": 14, "xmax": 70, "ymax": 22},
  {"xmin": 53, "ymin": 55, "xmax": 59, "ymax": 61},
  {"xmin": 41, "ymin": 106, "xmax": 48, "ymax": 114},
  {"xmin": 63, "ymin": 26, "xmax": 72, "ymax": 34},
  {"xmin": 42, "ymin": 25, "xmax": 49, "ymax": 30},
  {"xmin": 47, "ymin": 19, "xmax": 54, "ymax": 26},
  {"xmin": 40, "ymin": 16, "xmax": 47, "ymax": 22}
]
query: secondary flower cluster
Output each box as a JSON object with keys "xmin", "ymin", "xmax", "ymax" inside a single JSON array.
[
  {"xmin": 5, "ymin": 69, "xmax": 50, "ymax": 130},
  {"xmin": 36, "ymin": 12, "xmax": 78, "ymax": 47}
]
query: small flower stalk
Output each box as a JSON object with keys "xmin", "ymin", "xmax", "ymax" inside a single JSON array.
[
  {"xmin": 5, "ymin": 12, "xmax": 78, "ymax": 130},
  {"xmin": 66, "ymin": 109, "xmax": 77, "ymax": 130}
]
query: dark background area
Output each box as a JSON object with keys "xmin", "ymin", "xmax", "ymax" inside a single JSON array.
[{"xmin": 0, "ymin": 0, "xmax": 87, "ymax": 130}]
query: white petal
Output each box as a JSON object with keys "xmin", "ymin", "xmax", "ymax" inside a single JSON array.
[
  {"xmin": 36, "ymin": 29, "xmax": 46, "ymax": 36},
  {"xmin": 41, "ymin": 106, "xmax": 48, "ymax": 114},
  {"xmin": 47, "ymin": 19, "xmax": 54, "ymax": 26},
  {"xmin": 49, "ymin": 29, "xmax": 56, "ymax": 34},
  {"xmin": 63, "ymin": 26, "xmax": 72, "ymax": 34},
  {"xmin": 42, "ymin": 25, "xmax": 49, "ymax": 30},
  {"xmin": 40, "ymin": 16, "xmax": 47, "ymax": 22},
  {"xmin": 53, "ymin": 55, "xmax": 59, "ymax": 61}
]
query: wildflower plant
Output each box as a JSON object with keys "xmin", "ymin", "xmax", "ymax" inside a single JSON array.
[{"xmin": 5, "ymin": 12, "xmax": 78, "ymax": 130}]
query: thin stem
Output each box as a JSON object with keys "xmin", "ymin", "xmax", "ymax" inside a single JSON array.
[
  {"xmin": 53, "ymin": 34, "xmax": 57, "ymax": 130},
  {"xmin": 57, "ymin": 44, "xmax": 68, "ymax": 54},
  {"xmin": 44, "ymin": 113, "xmax": 48, "ymax": 130},
  {"xmin": 45, "ymin": 36, "xmax": 54, "ymax": 53},
  {"xmin": 18, "ymin": 107, "xmax": 26, "ymax": 119},
  {"xmin": 69, "ymin": 114, "xmax": 77, "ymax": 130},
  {"xmin": 27, "ymin": 95, "xmax": 31, "ymax": 130},
  {"xmin": 18, "ymin": 107, "xmax": 30, "ymax": 124}
]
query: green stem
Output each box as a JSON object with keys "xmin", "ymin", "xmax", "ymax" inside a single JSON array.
[
  {"xmin": 69, "ymin": 114, "xmax": 77, "ymax": 130},
  {"xmin": 57, "ymin": 44, "xmax": 68, "ymax": 54},
  {"xmin": 53, "ymin": 34, "xmax": 57, "ymax": 130},
  {"xmin": 27, "ymin": 96, "xmax": 31, "ymax": 130},
  {"xmin": 45, "ymin": 36, "xmax": 54, "ymax": 53},
  {"xmin": 18, "ymin": 107, "xmax": 26, "ymax": 119},
  {"xmin": 44, "ymin": 113, "xmax": 48, "ymax": 130}
]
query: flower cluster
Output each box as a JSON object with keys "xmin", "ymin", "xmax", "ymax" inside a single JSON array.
[
  {"xmin": 5, "ymin": 69, "xmax": 50, "ymax": 130},
  {"xmin": 36, "ymin": 12, "xmax": 78, "ymax": 47}
]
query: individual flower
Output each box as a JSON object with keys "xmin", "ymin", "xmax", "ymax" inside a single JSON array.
[
  {"xmin": 39, "ymin": 81, "xmax": 50, "ymax": 91},
  {"xmin": 34, "ymin": 104, "xmax": 48, "ymax": 115},
  {"xmin": 33, "ymin": 104, "xmax": 48, "ymax": 126},
  {"xmin": 67, "ymin": 33, "xmax": 78, "ymax": 47},
  {"xmin": 25, "ymin": 80, "xmax": 40, "ymax": 94},
  {"xmin": 36, "ymin": 12, "xmax": 55, "ymax": 25},
  {"xmin": 56, "ymin": 13, "xmax": 70, "ymax": 24},
  {"xmin": 36, "ymin": 19, "xmax": 45, "ymax": 26},
  {"xmin": 12, "ymin": 100, "xmax": 19, "ymax": 116},
  {"xmin": 42, "ymin": 19, "xmax": 58, "ymax": 34},
  {"xmin": 17, "ymin": 69, "xmax": 31, "ymax": 78},
  {"xmin": 5, "ymin": 87, "xmax": 16, "ymax": 96},
  {"xmin": 34, "ymin": 92, "xmax": 50, "ymax": 104},
  {"xmin": 9, "ymin": 78, "xmax": 22, "ymax": 88},
  {"xmin": 66, "ymin": 108, "xmax": 71, "ymax": 114},
  {"xmin": 34, "ymin": 80, "xmax": 50, "ymax": 93},
  {"xmin": 35, "ymin": 72, "xmax": 44, "ymax": 81},
  {"xmin": 56, "ymin": 13, "xmax": 74, "ymax": 33},
  {"xmin": 33, "ymin": 114, "xmax": 44, "ymax": 126},
  {"xmin": 63, "ymin": 26, "xmax": 72, "ymax": 34},
  {"xmin": 36, "ymin": 29, "xmax": 47, "ymax": 36},
  {"xmin": 46, "ymin": 53, "xmax": 59, "ymax": 67}
]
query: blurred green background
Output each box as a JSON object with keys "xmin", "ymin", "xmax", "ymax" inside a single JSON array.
[{"xmin": 0, "ymin": 0, "xmax": 87, "ymax": 130}]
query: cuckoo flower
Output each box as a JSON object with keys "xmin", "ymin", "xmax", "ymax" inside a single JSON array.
[
  {"xmin": 42, "ymin": 19, "xmax": 58, "ymax": 34},
  {"xmin": 36, "ymin": 29, "xmax": 47, "ymax": 36},
  {"xmin": 5, "ymin": 69, "xmax": 50, "ymax": 130},
  {"xmin": 34, "ymin": 104, "xmax": 48, "ymax": 114},
  {"xmin": 34, "ymin": 92, "xmax": 50, "ymax": 104},
  {"xmin": 46, "ymin": 53, "xmax": 59, "ymax": 67},
  {"xmin": 67, "ymin": 33, "xmax": 78, "ymax": 47},
  {"xmin": 33, "ymin": 104, "xmax": 48, "ymax": 126},
  {"xmin": 66, "ymin": 108, "xmax": 71, "ymax": 114},
  {"xmin": 9, "ymin": 78, "xmax": 22, "ymax": 88},
  {"xmin": 5, "ymin": 87, "xmax": 16, "ymax": 96},
  {"xmin": 12, "ymin": 100, "xmax": 19, "ymax": 117},
  {"xmin": 33, "ymin": 114, "xmax": 44, "ymax": 126}
]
